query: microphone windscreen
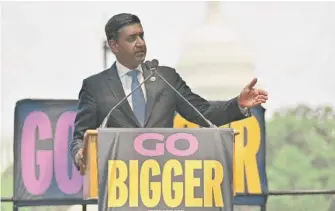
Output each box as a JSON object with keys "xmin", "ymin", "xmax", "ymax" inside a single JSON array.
[
  {"xmin": 144, "ymin": 60, "xmax": 152, "ymax": 70},
  {"xmin": 144, "ymin": 59, "xmax": 159, "ymax": 70},
  {"xmin": 151, "ymin": 59, "xmax": 159, "ymax": 68}
]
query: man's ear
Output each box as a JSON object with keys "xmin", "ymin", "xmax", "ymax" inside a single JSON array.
[{"xmin": 109, "ymin": 40, "xmax": 118, "ymax": 53}]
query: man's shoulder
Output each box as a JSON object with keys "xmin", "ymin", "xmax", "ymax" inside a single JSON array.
[
  {"xmin": 83, "ymin": 68, "xmax": 111, "ymax": 84},
  {"xmin": 157, "ymin": 65, "xmax": 178, "ymax": 76},
  {"xmin": 158, "ymin": 65, "xmax": 175, "ymax": 71},
  {"xmin": 157, "ymin": 65, "xmax": 186, "ymax": 81}
]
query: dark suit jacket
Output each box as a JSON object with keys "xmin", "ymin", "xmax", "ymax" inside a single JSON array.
[{"xmin": 70, "ymin": 62, "xmax": 251, "ymax": 168}]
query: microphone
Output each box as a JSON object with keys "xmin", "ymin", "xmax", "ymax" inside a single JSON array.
[
  {"xmin": 145, "ymin": 59, "xmax": 217, "ymax": 128},
  {"xmin": 145, "ymin": 59, "xmax": 158, "ymax": 71},
  {"xmin": 99, "ymin": 63, "xmax": 156, "ymax": 128}
]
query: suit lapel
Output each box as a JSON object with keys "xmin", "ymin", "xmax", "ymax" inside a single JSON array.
[
  {"xmin": 105, "ymin": 62, "xmax": 140, "ymax": 126},
  {"xmin": 142, "ymin": 63, "xmax": 158, "ymax": 126}
]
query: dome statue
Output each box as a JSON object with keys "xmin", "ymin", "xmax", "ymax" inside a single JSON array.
[{"xmin": 175, "ymin": 1, "xmax": 255, "ymax": 100}]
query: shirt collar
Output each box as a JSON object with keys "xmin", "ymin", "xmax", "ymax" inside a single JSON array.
[{"xmin": 116, "ymin": 60, "xmax": 143, "ymax": 77}]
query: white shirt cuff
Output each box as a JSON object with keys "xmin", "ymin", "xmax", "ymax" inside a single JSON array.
[{"xmin": 238, "ymin": 104, "xmax": 251, "ymax": 116}]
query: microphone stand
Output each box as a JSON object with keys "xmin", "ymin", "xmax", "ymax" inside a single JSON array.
[
  {"xmin": 99, "ymin": 70, "xmax": 155, "ymax": 128},
  {"xmin": 150, "ymin": 68, "xmax": 217, "ymax": 128}
]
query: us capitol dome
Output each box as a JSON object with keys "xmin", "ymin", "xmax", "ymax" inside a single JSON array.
[{"xmin": 175, "ymin": 1, "xmax": 255, "ymax": 100}]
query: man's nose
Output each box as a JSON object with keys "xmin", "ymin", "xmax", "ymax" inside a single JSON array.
[{"xmin": 136, "ymin": 36, "xmax": 145, "ymax": 46}]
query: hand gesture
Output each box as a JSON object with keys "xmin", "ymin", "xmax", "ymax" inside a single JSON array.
[{"xmin": 238, "ymin": 78, "xmax": 268, "ymax": 108}]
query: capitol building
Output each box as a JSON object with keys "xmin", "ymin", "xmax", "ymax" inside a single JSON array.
[{"xmin": 175, "ymin": 1, "xmax": 255, "ymax": 101}]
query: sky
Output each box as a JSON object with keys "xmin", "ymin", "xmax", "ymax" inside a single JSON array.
[{"xmin": 1, "ymin": 1, "xmax": 335, "ymax": 139}]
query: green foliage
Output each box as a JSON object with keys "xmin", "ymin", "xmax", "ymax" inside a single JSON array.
[
  {"xmin": 265, "ymin": 105, "xmax": 335, "ymax": 211},
  {"xmin": 1, "ymin": 165, "xmax": 59, "ymax": 211},
  {"xmin": 1, "ymin": 165, "xmax": 15, "ymax": 211}
]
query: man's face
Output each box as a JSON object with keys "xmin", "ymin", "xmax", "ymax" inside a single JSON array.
[{"xmin": 110, "ymin": 23, "xmax": 147, "ymax": 68}]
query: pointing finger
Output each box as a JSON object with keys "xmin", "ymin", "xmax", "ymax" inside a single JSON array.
[{"xmin": 247, "ymin": 78, "xmax": 258, "ymax": 89}]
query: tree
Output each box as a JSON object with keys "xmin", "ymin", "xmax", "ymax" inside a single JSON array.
[{"xmin": 265, "ymin": 105, "xmax": 335, "ymax": 211}]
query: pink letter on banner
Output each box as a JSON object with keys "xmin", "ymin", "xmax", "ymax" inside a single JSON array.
[
  {"xmin": 166, "ymin": 133, "xmax": 199, "ymax": 156},
  {"xmin": 134, "ymin": 133, "xmax": 165, "ymax": 156},
  {"xmin": 54, "ymin": 111, "xmax": 82, "ymax": 194},
  {"xmin": 21, "ymin": 111, "xmax": 53, "ymax": 195}
]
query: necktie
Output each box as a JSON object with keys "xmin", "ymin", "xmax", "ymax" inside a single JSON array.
[{"xmin": 128, "ymin": 70, "xmax": 146, "ymax": 126}]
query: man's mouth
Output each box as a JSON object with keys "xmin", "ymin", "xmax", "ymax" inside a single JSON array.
[{"xmin": 136, "ymin": 51, "xmax": 145, "ymax": 55}]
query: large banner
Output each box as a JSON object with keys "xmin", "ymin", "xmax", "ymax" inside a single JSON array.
[
  {"xmin": 174, "ymin": 106, "xmax": 268, "ymax": 206},
  {"xmin": 13, "ymin": 99, "xmax": 82, "ymax": 203},
  {"xmin": 13, "ymin": 99, "xmax": 267, "ymax": 206},
  {"xmin": 97, "ymin": 128, "xmax": 235, "ymax": 211}
]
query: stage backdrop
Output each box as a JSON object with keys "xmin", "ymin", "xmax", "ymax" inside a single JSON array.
[{"xmin": 13, "ymin": 99, "xmax": 267, "ymax": 206}]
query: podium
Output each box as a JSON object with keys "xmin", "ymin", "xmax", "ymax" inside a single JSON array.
[
  {"xmin": 80, "ymin": 128, "xmax": 239, "ymax": 201},
  {"xmin": 81, "ymin": 129, "xmax": 99, "ymax": 199}
]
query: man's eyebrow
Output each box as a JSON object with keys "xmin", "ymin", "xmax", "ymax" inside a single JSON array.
[{"xmin": 128, "ymin": 32, "xmax": 144, "ymax": 37}]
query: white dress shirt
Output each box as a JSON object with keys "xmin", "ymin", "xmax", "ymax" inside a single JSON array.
[
  {"xmin": 116, "ymin": 61, "xmax": 147, "ymax": 111},
  {"xmin": 115, "ymin": 61, "xmax": 249, "ymax": 116}
]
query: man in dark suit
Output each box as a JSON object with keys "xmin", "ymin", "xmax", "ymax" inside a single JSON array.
[{"xmin": 70, "ymin": 13, "xmax": 268, "ymax": 170}]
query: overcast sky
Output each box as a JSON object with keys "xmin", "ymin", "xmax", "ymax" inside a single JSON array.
[{"xmin": 1, "ymin": 1, "xmax": 335, "ymax": 139}]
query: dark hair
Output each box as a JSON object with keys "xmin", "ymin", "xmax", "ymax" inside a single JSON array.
[{"xmin": 105, "ymin": 13, "xmax": 141, "ymax": 41}]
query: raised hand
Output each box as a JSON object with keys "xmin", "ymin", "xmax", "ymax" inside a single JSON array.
[{"xmin": 238, "ymin": 78, "xmax": 268, "ymax": 108}]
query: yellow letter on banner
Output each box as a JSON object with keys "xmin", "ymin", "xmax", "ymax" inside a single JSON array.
[
  {"xmin": 162, "ymin": 159, "xmax": 183, "ymax": 208},
  {"xmin": 185, "ymin": 160, "xmax": 203, "ymax": 207},
  {"xmin": 129, "ymin": 160, "xmax": 139, "ymax": 207},
  {"xmin": 108, "ymin": 160, "xmax": 128, "ymax": 207},
  {"xmin": 203, "ymin": 160, "xmax": 224, "ymax": 207},
  {"xmin": 173, "ymin": 114, "xmax": 199, "ymax": 128},
  {"xmin": 231, "ymin": 116, "xmax": 262, "ymax": 194},
  {"xmin": 140, "ymin": 160, "xmax": 161, "ymax": 207},
  {"xmin": 173, "ymin": 113, "xmax": 263, "ymax": 195}
]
